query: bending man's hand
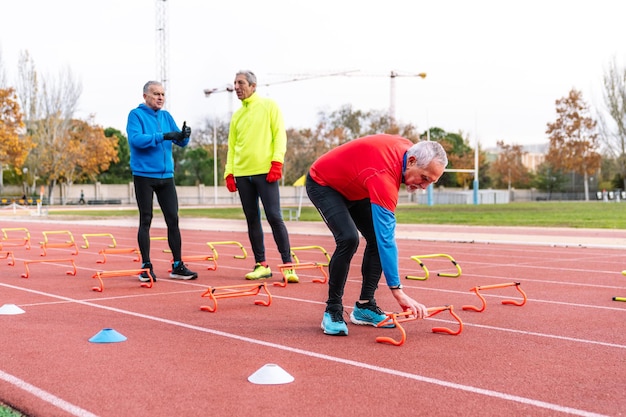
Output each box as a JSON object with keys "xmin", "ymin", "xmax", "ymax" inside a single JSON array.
[{"xmin": 391, "ymin": 289, "xmax": 427, "ymax": 319}]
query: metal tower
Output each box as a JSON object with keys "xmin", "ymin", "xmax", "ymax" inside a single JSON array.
[{"xmin": 155, "ymin": 0, "xmax": 169, "ymax": 104}]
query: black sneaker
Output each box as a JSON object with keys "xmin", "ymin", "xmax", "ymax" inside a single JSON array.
[
  {"xmin": 170, "ymin": 262, "xmax": 198, "ymax": 280},
  {"xmin": 138, "ymin": 262, "xmax": 157, "ymax": 282}
]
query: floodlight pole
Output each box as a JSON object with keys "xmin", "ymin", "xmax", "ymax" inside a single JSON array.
[
  {"xmin": 213, "ymin": 121, "xmax": 218, "ymax": 205},
  {"xmin": 473, "ymin": 138, "xmax": 479, "ymax": 205}
]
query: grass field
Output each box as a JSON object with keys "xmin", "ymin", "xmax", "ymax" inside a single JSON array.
[
  {"xmin": 47, "ymin": 201, "xmax": 626, "ymax": 229},
  {"xmin": 0, "ymin": 403, "xmax": 24, "ymax": 417}
]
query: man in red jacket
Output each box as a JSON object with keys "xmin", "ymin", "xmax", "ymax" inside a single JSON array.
[{"xmin": 306, "ymin": 134, "xmax": 448, "ymax": 336}]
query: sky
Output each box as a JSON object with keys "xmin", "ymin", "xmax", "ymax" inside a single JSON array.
[{"xmin": 0, "ymin": 0, "xmax": 624, "ymax": 149}]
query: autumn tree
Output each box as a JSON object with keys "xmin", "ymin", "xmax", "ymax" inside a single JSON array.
[
  {"xmin": 599, "ymin": 58, "xmax": 626, "ymax": 189},
  {"xmin": 489, "ymin": 140, "xmax": 531, "ymax": 190},
  {"xmin": 0, "ymin": 87, "xmax": 33, "ymax": 193},
  {"xmin": 97, "ymin": 128, "xmax": 132, "ymax": 183},
  {"xmin": 63, "ymin": 118, "xmax": 119, "ymax": 184},
  {"xmin": 545, "ymin": 89, "xmax": 601, "ymax": 201}
]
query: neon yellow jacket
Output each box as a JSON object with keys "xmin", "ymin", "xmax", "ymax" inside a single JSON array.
[{"xmin": 224, "ymin": 92, "xmax": 287, "ymax": 178}]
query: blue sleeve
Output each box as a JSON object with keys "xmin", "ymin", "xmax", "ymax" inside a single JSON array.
[
  {"xmin": 371, "ymin": 203, "xmax": 401, "ymax": 287},
  {"xmin": 127, "ymin": 110, "xmax": 160, "ymax": 149}
]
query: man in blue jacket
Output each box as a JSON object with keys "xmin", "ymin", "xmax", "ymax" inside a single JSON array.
[{"xmin": 126, "ymin": 80, "xmax": 197, "ymax": 282}]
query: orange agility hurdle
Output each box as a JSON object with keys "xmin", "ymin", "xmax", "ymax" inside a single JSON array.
[
  {"xmin": 1, "ymin": 251, "xmax": 15, "ymax": 266},
  {"xmin": 21, "ymin": 258, "xmax": 77, "ymax": 278},
  {"xmin": 0, "ymin": 242, "xmax": 15, "ymax": 265},
  {"xmin": 1, "ymin": 227, "xmax": 31, "ymax": 249},
  {"xmin": 97, "ymin": 247, "xmax": 140, "ymax": 264},
  {"xmin": 39, "ymin": 230, "xmax": 79, "ymax": 256},
  {"xmin": 375, "ymin": 305, "xmax": 464, "ymax": 346},
  {"xmin": 81, "ymin": 233, "xmax": 117, "ymax": 249},
  {"xmin": 91, "ymin": 268, "xmax": 153, "ymax": 292},
  {"xmin": 462, "ymin": 282, "xmax": 527, "ymax": 313},
  {"xmin": 274, "ymin": 262, "xmax": 328, "ymax": 287},
  {"xmin": 176, "ymin": 255, "xmax": 217, "ymax": 271},
  {"xmin": 200, "ymin": 282, "xmax": 272, "ymax": 312},
  {"xmin": 406, "ymin": 253, "xmax": 462, "ymax": 281}
]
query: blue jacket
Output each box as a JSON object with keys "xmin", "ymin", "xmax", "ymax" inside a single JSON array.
[{"xmin": 126, "ymin": 103, "xmax": 189, "ymax": 178}]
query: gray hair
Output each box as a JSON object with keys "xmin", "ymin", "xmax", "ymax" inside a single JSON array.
[
  {"xmin": 407, "ymin": 141, "xmax": 448, "ymax": 169},
  {"xmin": 236, "ymin": 70, "xmax": 257, "ymax": 86},
  {"xmin": 143, "ymin": 81, "xmax": 163, "ymax": 94}
]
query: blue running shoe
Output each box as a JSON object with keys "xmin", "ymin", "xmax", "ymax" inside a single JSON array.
[
  {"xmin": 321, "ymin": 310, "xmax": 348, "ymax": 336},
  {"xmin": 350, "ymin": 302, "xmax": 395, "ymax": 328}
]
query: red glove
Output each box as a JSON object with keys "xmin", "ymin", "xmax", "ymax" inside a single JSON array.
[
  {"xmin": 266, "ymin": 161, "xmax": 283, "ymax": 183},
  {"xmin": 226, "ymin": 174, "xmax": 237, "ymax": 192}
]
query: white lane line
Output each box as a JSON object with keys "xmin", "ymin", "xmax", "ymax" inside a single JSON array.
[
  {"xmin": 0, "ymin": 283, "xmax": 610, "ymax": 417},
  {"xmin": 0, "ymin": 370, "xmax": 99, "ymax": 417}
]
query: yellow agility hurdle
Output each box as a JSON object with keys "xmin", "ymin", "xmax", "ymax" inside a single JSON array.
[
  {"xmin": 40, "ymin": 231, "xmax": 78, "ymax": 256},
  {"xmin": 81, "ymin": 233, "xmax": 117, "ymax": 249},
  {"xmin": 1, "ymin": 227, "xmax": 31, "ymax": 249},
  {"xmin": 614, "ymin": 271, "xmax": 626, "ymax": 302},
  {"xmin": 405, "ymin": 253, "xmax": 462, "ymax": 281},
  {"xmin": 290, "ymin": 245, "xmax": 331, "ymax": 267},
  {"xmin": 206, "ymin": 241, "xmax": 248, "ymax": 261},
  {"xmin": 150, "ymin": 236, "xmax": 171, "ymax": 253}
]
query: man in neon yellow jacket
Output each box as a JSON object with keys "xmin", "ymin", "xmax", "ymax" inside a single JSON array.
[{"xmin": 224, "ymin": 70, "xmax": 298, "ymax": 282}]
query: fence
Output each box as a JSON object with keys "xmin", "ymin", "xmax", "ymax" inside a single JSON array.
[{"xmin": 2, "ymin": 184, "xmax": 623, "ymax": 208}]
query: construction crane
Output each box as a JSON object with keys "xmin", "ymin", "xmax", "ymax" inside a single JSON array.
[
  {"xmin": 155, "ymin": 0, "xmax": 169, "ymax": 105},
  {"xmin": 346, "ymin": 70, "xmax": 427, "ymax": 124},
  {"xmin": 204, "ymin": 70, "xmax": 358, "ymax": 117}
]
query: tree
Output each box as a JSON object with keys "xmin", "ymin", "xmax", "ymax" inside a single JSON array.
[
  {"xmin": 435, "ymin": 130, "xmax": 475, "ymax": 188},
  {"xmin": 175, "ymin": 147, "xmax": 213, "ymax": 186},
  {"xmin": 599, "ymin": 57, "xmax": 626, "ymax": 190},
  {"xmin": 489, "ymin": 140, "xmax": 531, "ymax": 190},
  {"xmin": 0, "ymin": 87, "xmax": 33, "ymax": 193},
  {"xmin": 97, "ymin": 128, "xmax": 132, "ymax": 184},
  {"xmin": 16, "ymin": 51, "xmax": 83, "ymax": 203},
  {"xmin": 63, "ymin": 118, "xmax": 119, "ymax": 184},
  {"xmin": 545, "ymin": 89, "xmax": 601, "ymax": 201},
  {"xmin": 532, "ymin": 162, "xmax": 568, "ymax": 199},
  {"xmin": 190, "ymin": 118, "xmax": 230, "ymax": 186}
]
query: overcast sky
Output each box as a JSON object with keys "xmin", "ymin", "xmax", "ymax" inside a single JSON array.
[{"xmin": 0, "ymin": 0, "xmax": 624, "ymax": 149}]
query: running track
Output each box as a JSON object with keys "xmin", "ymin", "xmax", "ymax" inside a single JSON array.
[{"xmin": 0, "ymin": 216, "xmax": 624, "ymax": 417}]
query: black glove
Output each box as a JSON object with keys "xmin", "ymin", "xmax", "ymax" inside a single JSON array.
[
  {"xmin": 181, "ymin": 121, "xmax": 191, "ymax": 139},
  {"xmin": 163, "ymin": 131, "xmax": 183, "ymax": 141},
  {"xmin": 163, "ymin": 121, "xmax": 191, "ymax": 141}
]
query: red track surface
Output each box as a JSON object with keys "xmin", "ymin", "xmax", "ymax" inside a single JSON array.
[{"xmin": 0, "ymin": 218, "xmax": 624, "ymax": 417}]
